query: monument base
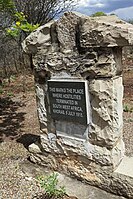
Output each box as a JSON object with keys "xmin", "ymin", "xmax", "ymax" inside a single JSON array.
[{"xmin": 28, "ymin": 135, "xmax": 133, "ymax": 199}]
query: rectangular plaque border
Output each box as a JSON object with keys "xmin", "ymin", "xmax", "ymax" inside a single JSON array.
[{"xmin": 47, "ymin": 79, "xmax": 90, "ymax": 125}]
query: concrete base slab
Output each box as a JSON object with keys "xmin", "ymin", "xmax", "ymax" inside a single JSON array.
[
  {"xmin": 29, "ymin": 150, "xmax": 133, "ymax": 198},
  {"xmin": 20, "ymin": 160, "xmax": 126, "ymax": 199},
  {"xmin": 114, "ymin": 156, "xmax": 133, "ymax": 177},
  {"xmin": 57, "ymin": 173, "xmax": 126, "ymax": 199}
]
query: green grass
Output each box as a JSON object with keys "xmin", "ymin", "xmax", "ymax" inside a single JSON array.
[{"xmin": 37, "ymin": 173, "xmax": 66, "ymax": 198}]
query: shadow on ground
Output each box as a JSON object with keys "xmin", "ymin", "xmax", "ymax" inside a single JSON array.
[{"xmin": 0, "ymin": 96, "xmax": 26, "ymax": 142}]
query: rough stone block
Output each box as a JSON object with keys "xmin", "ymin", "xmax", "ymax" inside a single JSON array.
[
  {"xmin": 80, "ymin": 15, "xmax": 133, "ymax": 47},
  {"xmin": 29, "ymin": 143, "xmax": 41, "ymax": 154},
  {"xmin": 35, "ymin": 83, "xmax": 47, "ymax": 130},
  {"xmin": 22, "ymin": 20, "xmax": 55, "ymax": 54},
  {"xmin": 88, "ymin": 76, "xmax": 123, "ymax": 147}
]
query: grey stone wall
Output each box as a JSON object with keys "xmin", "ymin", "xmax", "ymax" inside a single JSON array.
[{"xmin": 23, "ymin": 12, "xmax": 133, "ymax": 198}]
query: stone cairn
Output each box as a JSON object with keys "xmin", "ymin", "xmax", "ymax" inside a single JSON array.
[{"xmin": 23, "ymin": 12, "xmax": 133, "ymax": 198}]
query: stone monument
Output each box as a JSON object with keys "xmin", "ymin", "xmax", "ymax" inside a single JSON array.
[{"xmin": 23, "ymin": 12, "xmax": 133, "ymax": 198}]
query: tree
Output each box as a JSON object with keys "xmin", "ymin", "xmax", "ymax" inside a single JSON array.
[
  {"xmin": 14, "ymin": 0, "xmax": 77, "ymax": 25},
  {"xmin": 0, "ymin": 0, "xmax": 78, "ymax": 77},
  {"xmin": 91, "ymin": 11, "xmax": 107, "ymax": 17},
  {"xmin": 1, "ymin": 0, "xmax": 77, "ymax": 25}
]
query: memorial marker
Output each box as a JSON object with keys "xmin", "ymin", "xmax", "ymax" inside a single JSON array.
[{"xmin": 48, "ymin": 80, "xmax": 90, "ymax": 124}]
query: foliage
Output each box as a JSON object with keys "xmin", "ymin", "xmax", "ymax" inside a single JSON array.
[
  {"xmin": 37, "ymin": 173, "xmax": 66, "ymax": 198},
  {"xmin": 91, "ymin": 11, "xmax": 107, "ymax": 17},
  {"xmin": 6, "ymin": 12, "xmax": 39, "ymax": 37},
  {"xmin": 110, "ymin": 13, "xmax": 117, "ymax": 16},
  {"xmin": 2, "ymin": 0, "xmax": 77, "ymax": 37}
]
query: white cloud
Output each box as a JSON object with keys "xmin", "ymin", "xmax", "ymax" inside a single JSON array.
[
  {"xmin": 93, "ymin": 3, "xmax": 105, "ymax": 8},
  {"xmin": 77, "ymin": 0, "xmax": 105, "ymax": 8},
  {"xmin": 75, "ymin": 0, "xmax": 133, "ymax": 20},
  {"xmin": 77, "ymin": 0, "xmax": 91, "ymax": 7},
  {"xmin": 109, "ymin": 6, "xmax": 133, "ymax": 20}
]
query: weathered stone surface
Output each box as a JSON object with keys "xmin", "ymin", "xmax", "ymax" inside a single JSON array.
[
  {"xmin": 29, "ymin": 150, "xmax": 133, "ymax": 198},
  {"xmin": 23, "ymin": 21, "xmax": 55, "ymax": 55},
  {"xmin": 111, "ymin": 138, "xmax": 125, "ymax": 168},
  {"xmin": 88, "ymin": 76, "xmax": 123, "ymax": 147},
  {"xmin": 35, "ymin": 83, "xmax": 47, "ymax": 130},
  {"xmin": 56, "ymin": 12, "xmax": 80, "ymax": 53},
  {"xmin": 22, "ymin": 12, "xmax": 133, "ymax": 78},
  {"xmin": 28, "ymin": 143, "xmax": 41, "ymax": 153},
  {"xmin": 29, "ymin": 134, "xmax": 124, "ymax": 168},
  {"xmin": 80, "ymin": 15, "xmax": 133, "ymax": 47}
]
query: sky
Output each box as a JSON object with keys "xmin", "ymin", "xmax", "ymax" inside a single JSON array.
[{"xmin": 75, "ymin": 0, "xmax": 133, "ymax": 20}]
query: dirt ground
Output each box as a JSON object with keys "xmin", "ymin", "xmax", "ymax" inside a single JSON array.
[
  {"xmin": 0, "ymin": 75, "xmax": 40, "ymax": 142},
  {"xmin": 0, "ymin": 72, "xmax": 133, "ymax": 198},
  {"xmin": 123, "ymin": 70, "xmax": 133, "ymax": 156}
]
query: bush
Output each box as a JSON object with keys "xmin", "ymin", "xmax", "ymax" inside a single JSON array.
[{"xmin": 91, "ymin": 12, "xmax": 107, "ymax": 17}]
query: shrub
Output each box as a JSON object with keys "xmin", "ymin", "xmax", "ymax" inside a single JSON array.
[{"xmin": 91, "ymin": 12, "xmax": 107, "ymax": 17}]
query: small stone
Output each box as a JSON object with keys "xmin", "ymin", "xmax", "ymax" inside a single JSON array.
[{"xmin": 29, "ymin": 143, "xmax": 41, "ymax": 154}]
